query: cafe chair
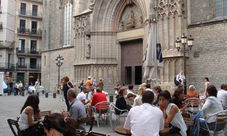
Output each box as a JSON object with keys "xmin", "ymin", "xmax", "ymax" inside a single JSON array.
[
  {"xmin": 76, "ymin": 129, "xmax": 85, "ymax": 136},
  {"xmin": 198, "ymin": 110, "xmax": 227, "ymax": 136},
  {"xmin": 92, "ymin": 101, "xmax": 111, "ymax": 127},
  {"xmin": 40, "ymin": 110, "xmax": 51, "ymax": 117},
  {"xmin": 182, "ymin": 113, "xmax": 194, "ymax": 136},
  {"xmin": 77, "ymin": 116, "xmax": 95, "ymax": 132},
  {"xmin": 110, "ymin": 103, "xmax": 128, "ymax": 129},
  {"xmin": 7, "ymin": 119, "xmax": 23, "ymax": 136}
]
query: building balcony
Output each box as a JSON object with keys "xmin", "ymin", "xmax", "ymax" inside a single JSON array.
[
  {"xmin": 18, "ymin": 9, "xmax": 42, "ymax": 19},
  {"xmin": 0, "ymin": 41, "xmax": 15, "ymax": 50},
  {"xmin": 17, "ymin": 27, "xmax": 42, "ymax": 37},
  {"xmin": 16, "ymin": 63, "xmax": 41, "ymax": 71},
  {"xmin": 0, "ymin": 63, "xmax": 16, "ymax": 71},
  {"xmin": 16, "ymin": 48, "xmax": 41, "ymax": 57}
]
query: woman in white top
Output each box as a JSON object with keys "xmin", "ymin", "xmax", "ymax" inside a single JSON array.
[
  {"xmin": 18, "ymin": 94, "xmax": 44, "ymax": 136},
  {"xmin": 159, "ymin": 90, "xmax": 187, "ymax": 136},
  {"xmin": 133, "ymin": 87, "xmax": 145, "ymax": 106},
  {"xmin": 192, "ymin": 85, "xmax": 223, "ymax": 136}
]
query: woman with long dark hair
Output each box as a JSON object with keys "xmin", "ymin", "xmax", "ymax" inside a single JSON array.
[
  {"xmin": 172, "ymin": 88, "xmax": 189, "ymax": 111},
  {"xmin": 18, "ymin": 94, "xmax": 44, "ymax": 136},
  {"xmin": 159, "ymin": 90, "xmax": 187, "ymax": 136},
  {"xmin": 43, "ymin": 113, "xmax": 77, "ymax": 136},
  {"xmin": 115, "ymin": 87, "xmax": 131, "ymax": 114}
]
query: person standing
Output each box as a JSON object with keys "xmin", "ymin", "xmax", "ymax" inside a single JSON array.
[
  {"xmin": 96, "ymin": 78, "xmax": 104, "ymax": 91},
  {"xmin": 124, "ymin": 91, "xmax": 164, "ymax": 135},
  {"xmin": 176, "ymin": 70, "xmax": 186, "ymax": 85},
  {"xmin": 19, "ymin": 81, "xmax": 24, "ymax": 95},
  {"xmin": 204, "ymin": 77, "xmax": 210, "ymax": 97},
  {"xmin": 62, "ymin": 76, "xmax": 73, "ymax": 111},
  {"xmin": 34, "ymin": 79, "xmax": 40, "ymax": 93},
  {"xmin": 78, "ymin": 79, "xmax": 84, "ymax": 92}
]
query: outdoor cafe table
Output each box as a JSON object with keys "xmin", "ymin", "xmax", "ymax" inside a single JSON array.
[{"xmin": 115, "ymin": 126, "xmax": 169, "ymax": 136}]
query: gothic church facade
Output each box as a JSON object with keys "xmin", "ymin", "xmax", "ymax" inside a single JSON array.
[{"xmin": 42, "ymin": 0, "xmax": 227, "ymax": 93}]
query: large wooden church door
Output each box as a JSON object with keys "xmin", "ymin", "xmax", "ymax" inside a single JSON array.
[{"xmin": 121, "ymin": 39, "xmax": 143, "ymax": 85}]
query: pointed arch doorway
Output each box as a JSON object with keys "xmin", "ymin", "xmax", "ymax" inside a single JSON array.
[{"xmin": 120, "ymin": 39, "xmax": 143, "ymax": 85}]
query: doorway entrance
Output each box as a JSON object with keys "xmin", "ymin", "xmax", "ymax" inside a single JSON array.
[{"xmin": 121, "ymin": 39, "xmax": 143, "ymax": 85}]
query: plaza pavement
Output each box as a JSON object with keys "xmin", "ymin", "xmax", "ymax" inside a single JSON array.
[{"xmin": 0, "ymin": 93, "xmax": 120, "ymax": 136}]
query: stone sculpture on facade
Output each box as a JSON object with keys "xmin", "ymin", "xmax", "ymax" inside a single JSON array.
[
  {"xmin": 86, "ymin": 36, "xmax": 91, "ymax": 58},
  {"xmin": 125, "ymin": 10, "xmax": 135, "ymax": 29}
]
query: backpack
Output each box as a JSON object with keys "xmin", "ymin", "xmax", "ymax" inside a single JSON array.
[{"xmin": 174, "ymin": 76, "xmax": 180, "ymax": 86}]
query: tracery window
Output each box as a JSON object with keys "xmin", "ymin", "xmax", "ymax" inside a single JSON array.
[
  {"xmin": 63, "ymin": 2, "xmax": 72, "ymax": 46},
  {"xmin": 215, "ymin": 0, "xmax": 227, "ymax": 17}
]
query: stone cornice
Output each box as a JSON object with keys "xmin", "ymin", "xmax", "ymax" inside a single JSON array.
[
  {"xmin": 41, "ymin": 46, "xmax": 74, "ymax": 53},
  {"xmin": 90, "ymin": 31, "xmax": 117, "ymax": 36}
]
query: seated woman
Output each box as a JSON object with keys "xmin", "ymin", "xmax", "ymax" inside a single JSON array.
[
  {"xmin": 186, "ymin": 85, "xmax": 199, "ymax": 98},
  {"xmin": 133, "ymin": 87, "xmax": 145, "ymax": 106},
  {"xmin": 192, "ymin": 85, "xmax": 223, "ymax": 136},
  {"xmin": 115, "ymin": 87, "xmax": 131, "ymax": 114},
  {"xmin": 18, "ymin": 94, "xmax": 44, "ymax": 136},
  {"xmin": 153, "ymin": 85, "xmax": 163, "ymax": 106},
  {"xmin": 172, "ymin": 88, "xmax": 189, "ymax": 111},
  {"xmin": 159, "ymin": 90, "xmax": 187, "ymax": 136},
  {"xmin": 125, "ymin": 93, "xmax": 136, "ymax": 106},
  {"xmin": 43, "ymin": 113, "xmax": 77, "ymax": 136}
]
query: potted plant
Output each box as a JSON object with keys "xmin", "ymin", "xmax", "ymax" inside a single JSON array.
[
  {"xmin": 38, "ymin": 28, "xmax": 42, "ymax": 35},
  {"xmin": 26, "ymin": 28, "xmax": 30, "ymax": 34},
  {"xmin": 0, "ymin": 22, "xmax": 2, "ymax": 29}
]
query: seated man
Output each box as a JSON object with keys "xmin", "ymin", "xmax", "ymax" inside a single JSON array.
[
  {"xmin": 91, "ymin": 87, "xmax": 107, "ymax": 117},
  {"xmin": 77, "ymin": 86, "xmax": 92, "ymax": 116},
  {"xmin": 124, "ymin": 91, "xmax": 164, "ymax": 135},
  {"xmin": 61, "ymin": 88, "xmax": 86, "ymax": 131},
  {"xmin": 217, "ymin": 84, "xmax": 227, "ymax": 109}
]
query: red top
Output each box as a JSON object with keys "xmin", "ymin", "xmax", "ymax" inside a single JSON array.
[{"xmin": 91, "ymin": 92, "xmax": 107, "ymax": 110}]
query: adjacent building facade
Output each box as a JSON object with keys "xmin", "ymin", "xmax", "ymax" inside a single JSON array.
[
  {"xmin": 0, "ymin": 0, "xmax": 43, "ymax": 85},
  {"xmin": 15, "ymin": 0, "xmax": 43, "ymax": 85},
  {"xmin": 42, "ymin": 0, "xmax": 227, "ymax": 94},
  {"xmin": 0, "ymin": 0, "xmax": 16, "ymax": 81}
]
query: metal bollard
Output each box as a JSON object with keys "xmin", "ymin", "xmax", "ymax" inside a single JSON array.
[
  {"xmin": 22, "ymin": 91, "xmax": 25, "ymax": 96},
  {"xmin": 45, "ymin": 93, "xmax": 48, "ymax": 98},
  {"xmin": 42, "ymin": 90, "xmax": 44, "ymax": 94},
  {"xmin": 109, "ymin": 95, "xmax": 113, "ymax": 102},
  {"xmin": 36, "ymin": 92, "xmax": 39, "ymax": 96},
  {"xmin": 53, "ymin": 93, "xmax": 56, "ymax": 98}
]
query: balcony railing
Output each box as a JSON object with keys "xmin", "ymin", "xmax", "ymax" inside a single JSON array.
[
  {"xmin": 16, "ymin": 48, "xmax": 41, "ymax": 55},
  {"xmin": 0, "ymin": 63, "xmax": 16, "ymax": 70},
  {"xmin": 0, "ymin": 41, "xmax": 15, "ymax": 49},
  {"xmin": 18, "ymin": 9, "xmax": 42, "ymax": 18},
  {"xmin": 17, "ymin": 27, "xmax": 42, "ymax": 36},
  {"xmin": 16, "ymin": 63, "xmax": 41, "ymax": 70}
]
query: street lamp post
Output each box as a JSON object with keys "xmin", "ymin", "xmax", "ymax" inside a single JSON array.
[
  {"xmin": 55, "ymin": 55, "xmax": 64, "ymax": 87},
  {"xmin": 175, "ymin": 33, "xmax": 194, "ymax": 94}
]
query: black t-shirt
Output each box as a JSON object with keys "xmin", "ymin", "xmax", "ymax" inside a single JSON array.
[{"xmin": 63, "ymin": 82, "xmax": 73, "ymax": 94}]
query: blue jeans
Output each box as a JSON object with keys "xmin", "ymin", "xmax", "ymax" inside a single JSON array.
[
  {"xmin": 192, "ymin": 112, "xmax": 225, "ymax": 135},
  {"xmin": 10, "ymin": 87, "xmax": 15, "ymax": 94}
]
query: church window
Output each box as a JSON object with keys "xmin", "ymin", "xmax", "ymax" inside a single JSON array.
[
  {"xmin": 215, "ymin": 0, "xmax": 227, "ymax": 17},
  {"xmin": 63, "ymin": 2, "xmax": 72, "ymax": 46}
]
